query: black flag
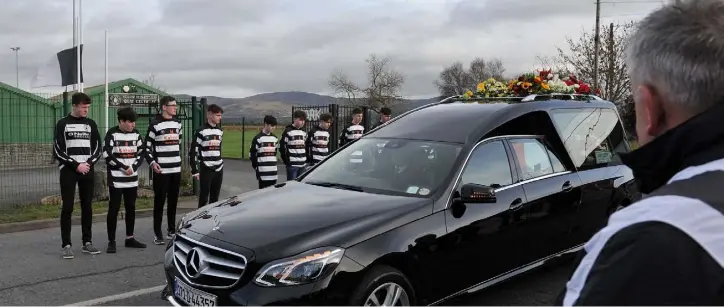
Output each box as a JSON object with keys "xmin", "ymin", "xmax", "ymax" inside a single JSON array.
[{"xmin": 57, "ymin": 44, "xmax": 84, "ymax": 87}]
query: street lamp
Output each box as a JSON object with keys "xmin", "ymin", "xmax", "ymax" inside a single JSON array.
[{"xmin": 10, "ymin": 47, "xmax": 20, "ymax": 88}]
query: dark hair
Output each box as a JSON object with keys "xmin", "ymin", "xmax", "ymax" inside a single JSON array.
[
  {"xmin": 71, "ymin": 92, "xmax": 91, "ymax": 105},
  {"xmin": 160, "ymin": 96, "xmax": 176, "ymax": 106},
  {"xmin": 263, "ymin": 115, "xmax": 277, "ymax": 126},
  {"xmin": 319, "ymin": 113, "xmax": 333, "ymax": 122},
  {"xmin": 117, "ymin": 107, "xmax": 138, "ymax": 122},
  {"xmin": 293, "ymin": 110, "xmax": 307, "ymax": 120},
  {"xmin": 380, "ymin": 107, "xmax": 392, "ymax": 116},
  {"xmin": 352, "ymin": 108, "xmax": 363, "ymax": 115},
  {"xmin": 207, "ymin": 104, "xmax": 223, "ymax": 114}
]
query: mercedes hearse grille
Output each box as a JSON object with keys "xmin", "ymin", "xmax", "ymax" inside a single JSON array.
[{"xmin": 173, "ymin": 234, "xmax": 248, "ymax": 288}]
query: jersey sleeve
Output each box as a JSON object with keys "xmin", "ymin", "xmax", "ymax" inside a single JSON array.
[
  {"xmin": 52, "ymin": 119, "xmax": 79, "ymax": 169},
  {"xmin": 249, "ymin": 134, "xmax": 259, "ymax": 169},
  {"xmin": 87, "ymin": 120, "xmax": 103, "ymax": 166},
  {"xmin": 144, "ymin": 123, "xmax": 157, "ymax": 165},
  {"xmin": 189, "ymin": 129, "xmax": 202, "ymax": 175}
]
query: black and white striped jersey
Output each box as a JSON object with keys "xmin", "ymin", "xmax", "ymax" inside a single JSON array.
[
  {"xmin": 249, "ymin": 131, "xmax": 279, "ymax": 182},
  {"xmin": 189, "ymin": 123, "xmax": 223, "ymax": 174},
  {"xmin": 145, "ymin": 115, "xmax": 183, "ymax": 174},
  {"xmin": 52, "ymin": 114, "xmax": 102, "ymax": 170},
  {"xmin": 339, "ymin": 123, "xmax": 364, "ymax": 147},
  {"xmin": 103, "ymin": 126, "xmax": 144, "ymax": 188},
  {"xmin": 305, "ymin": 125, "xmax": 330, "ymax": 165},
  {"xmin": 280, "ymin": 124, "xmax": 307, "ymax": 168}
]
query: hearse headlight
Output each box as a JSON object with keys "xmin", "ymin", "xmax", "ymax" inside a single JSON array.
[
  {"xmin": 254, "ymin": 247, "xmax": 345, "ymax": 287},
  {"xmin": 175, "ymin": 214, "xmax": 188, "ymax": 232}
]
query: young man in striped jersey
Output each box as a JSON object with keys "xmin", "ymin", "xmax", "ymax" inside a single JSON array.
[
  {"xmin": 370, "ymin": 107, "xmax": 391, "ymax": 130},
  {"xmin": 145, "ymin": 96, "xmax": 182, "ymax": 245},
  {"xmin": 190, "ymin": 104, "xmax": 224, "ymax": 208},
  {"xmin": 280, "ymin": 110, "xmax": 307, "ymax": 180},
  {"xmin": 53, "ymin": 92, "xmax": 103, "ymax": 259},
  {"xmin": 340, "ymin": 108, "xmax": 365, "ymax": 164},
  {"xmin": 305, "ymin": 112, "xmax": 333, "ymax": 166},
  {"xmin": 103, "ymin": 107, "xmax": 147, "ymax": 253},
  {"xmin": 339, "ymin": 108, "xmax": 364, "ymax": 147},
  {"xmin": 250, "ymin": 115, "xmax": 279, "ymax": 189}
]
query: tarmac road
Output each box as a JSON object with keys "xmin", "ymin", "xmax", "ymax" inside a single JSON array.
[{"xmin": 0, "ymin": 160, "xmax": 577, "ymax": 305}]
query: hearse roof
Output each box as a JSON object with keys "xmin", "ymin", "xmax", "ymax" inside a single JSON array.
[{"xmin": 366, "ymin": 95, "xmax": 617, "ymax": 144}]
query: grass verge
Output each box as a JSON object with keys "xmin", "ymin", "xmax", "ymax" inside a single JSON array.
[{"xmin": 0, "ymin": 197, "xmax": 155, "ymax": 224}]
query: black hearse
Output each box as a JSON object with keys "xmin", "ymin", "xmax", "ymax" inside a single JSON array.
[{"xmin": 163, "ymin": 94, "xmax": 640, "ymax": 306}]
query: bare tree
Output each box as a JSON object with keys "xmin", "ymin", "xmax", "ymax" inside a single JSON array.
[
  {"xmin": 434, "ymin": 57, "xmax": 507, "ymax": 97},
  {"xmin": 469, "ymin": 57, "xmax": 506, "ymax": 81},
  {"xmin": 328, "ymin": 69, "xmax": 360, "ymax": 104},
  {"xmin": 555, "ymin": 21, "xmax": 636, "ymax": 105},
  {"xmin": 433, "ymin": 62, "xmax": 471, "ymax": 97},
  {"xmin": 328, "ymin": 53, "xmax": 405, "ymax": 110}
]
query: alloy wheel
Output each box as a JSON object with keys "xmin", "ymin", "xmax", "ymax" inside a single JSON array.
[{"xmin": 364, "ymin": 282, "xmax": 410, "ymax": 306}]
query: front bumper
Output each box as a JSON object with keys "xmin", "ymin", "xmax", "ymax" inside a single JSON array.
[{"xmin": 163, "ymin": 241, "xmax": 364, "ymax": 306}]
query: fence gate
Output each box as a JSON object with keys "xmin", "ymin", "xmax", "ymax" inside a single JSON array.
[{"xmin": 291, "ymin": 104, "xmax": 374, "ymax": 152}]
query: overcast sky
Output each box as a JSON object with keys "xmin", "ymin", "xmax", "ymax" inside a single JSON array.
[{"xmin": 1, "ymin": 0, "xmax": 666, "ymax": 98}]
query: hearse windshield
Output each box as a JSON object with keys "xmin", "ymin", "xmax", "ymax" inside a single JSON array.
[{"xmin": 301, "ymin": 138, "xmax": 462, "ymax": 197}]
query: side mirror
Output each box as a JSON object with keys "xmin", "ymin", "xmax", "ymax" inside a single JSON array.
[{"xmin": 459, "ymin": 183, "xmax": 497, "ymax": 203}]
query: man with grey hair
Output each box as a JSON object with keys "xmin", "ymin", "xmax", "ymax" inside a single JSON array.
[{"xmin": 559, "ymin": 0, "xmax": 724, "ymax": 305}]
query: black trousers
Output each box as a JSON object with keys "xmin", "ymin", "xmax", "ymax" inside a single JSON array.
[
  {"xmin": 60, "ymin": 166, "xmax": 95, "ymax": 248},
  {"xmin": 153, "ymin": 172, "xmax": 181, "ymax": 237},
  {"xmin": 107, "ymin": 186, "xmax": 138, "ymax": 242},
  {"xmin": 198, "ymin": 166, "xmax": 223, "ymax": 208},
  {"xmin": 258, "ymin": 180, "xmax": 277, "ymax": 189}
]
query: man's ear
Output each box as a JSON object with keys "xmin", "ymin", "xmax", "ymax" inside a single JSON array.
[{"xmin": 638, "ymin": 85, "xmax": 666, "ymax": 137}]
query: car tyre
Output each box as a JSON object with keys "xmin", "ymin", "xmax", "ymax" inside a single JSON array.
[{"xmin": 349, "ymin": 265, "xmax": 416, "ymax": 306}]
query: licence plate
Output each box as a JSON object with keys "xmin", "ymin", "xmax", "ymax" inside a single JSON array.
[{"xmin": 174, "ymin": 277, "xmax": 218, "ymax": 306}]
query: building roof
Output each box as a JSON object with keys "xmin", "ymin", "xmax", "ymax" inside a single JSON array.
[
  {"xmin": 50, "ymin": 78, "xmax": 170, "ymax": 100},
  {"xmin": 0, "ymin": 81, "xmax": 56, "ymax": 106}
]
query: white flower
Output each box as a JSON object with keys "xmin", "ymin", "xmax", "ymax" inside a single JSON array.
[
  {"xmin": 548, "ymin": 79, "xmax": 575, "ymax": 94},
  {"xmin": 547, "ymin": 73, "xmax": 553, "ymax": 80},
  {"xmin": 574, "ymin": 84, "xmax": 580, "ymax": 89}
]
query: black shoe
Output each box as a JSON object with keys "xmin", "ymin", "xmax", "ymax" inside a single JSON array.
[
  {"xmin": 107, "ymin": 241, "xmax": 117, "ymax": 253},
  {"xmin": 154, "ymin": 236, "xmax": 165, "ymax": 245},
  {"xmin": 125, "ymin": 237, "xmax": 147, "ymax": 248},
  {"xmin": 166, "ymin": 231, "xmax": 176, "ymax": 240}
]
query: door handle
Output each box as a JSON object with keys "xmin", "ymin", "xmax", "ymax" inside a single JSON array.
[
  {"xmin": 562, "ymin": 181, "xmax": 573, "ymax": 192},
  {"xmin": 509, "ymin": 198, "xmax": 523, "ymax": 211}
]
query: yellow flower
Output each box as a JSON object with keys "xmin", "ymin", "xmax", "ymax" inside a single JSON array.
[
  {"xmin": 477, "ymin": 82, "xmax": 486, "ymax": 93},
  {"xmin": 463, "ymin": 90, "xmax": 473, "ymax": 98},
  {"xmin": 541, "ymin": 82, "xmax": 551, "ymax": 90}
]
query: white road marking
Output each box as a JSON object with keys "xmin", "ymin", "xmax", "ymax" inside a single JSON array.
[{"xmin": 64, "ymin": 285, "xmax": 166, "ymax": 306}]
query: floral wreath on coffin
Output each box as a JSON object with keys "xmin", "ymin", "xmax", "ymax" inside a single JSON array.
[{"xmin": 462, "ymin": 69, "xmax": 600, "ymax": 99}]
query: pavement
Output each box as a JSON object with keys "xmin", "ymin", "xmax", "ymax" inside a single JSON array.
[{"xmin": 0, "ymin": 159, "xmax": 575, "ymax": 305}]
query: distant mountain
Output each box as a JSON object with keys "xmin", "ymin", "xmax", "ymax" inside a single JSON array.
[{"xmin": 176, "ymin": 91, "xmax": 440, "ymax": 122}]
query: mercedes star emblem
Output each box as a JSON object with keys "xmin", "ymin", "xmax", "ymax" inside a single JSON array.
[{"xmin": 185, "ymin": 247, "xmax": 209, "ymax": 279}]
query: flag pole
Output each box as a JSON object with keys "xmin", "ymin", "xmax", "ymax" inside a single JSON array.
[
  {"xmin": 76, "ymin": 16, "xmax": 81, "ymax": 93},
  {"xmin": 78, "ymin": 0, "xmax": 83, "ymax": 92},
  {"xmin": 104, "ymin": 30, "xmax": 109, "ymax": 134},
  {"xmin": 72, "ymin": 0, "xmax": 76, "ymax": 92}
]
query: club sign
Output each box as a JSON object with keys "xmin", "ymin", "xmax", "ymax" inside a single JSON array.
[{"xmin": 109, "ymin": 93, "xmax": 160, "ymax": 106}]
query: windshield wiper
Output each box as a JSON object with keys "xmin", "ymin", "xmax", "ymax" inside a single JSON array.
[{"xmin": 305, "ymin": 181, "xmax": 364, "ymax": 192}]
